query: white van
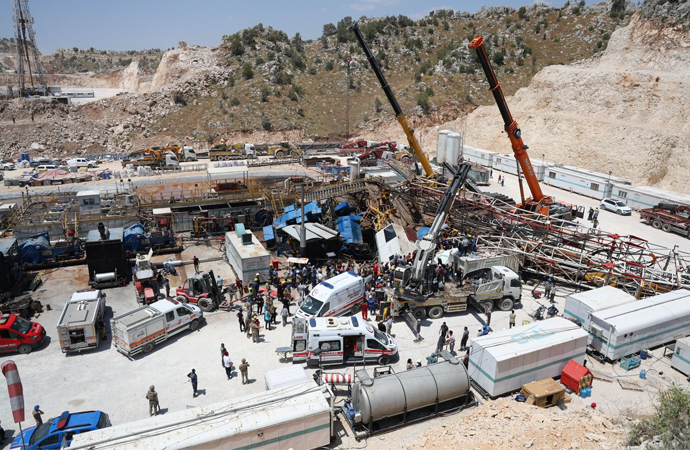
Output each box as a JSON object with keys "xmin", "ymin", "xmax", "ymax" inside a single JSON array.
[
  {"xmin": 296, "ymin": 271, "xmax": 365, "ymax": 319},
  {"xmin": 291, "ymin": 316, "xmax": 398, "ymax": 366},
  {"xmin": 36, "ymin": 164, "xmax": 58, "ymax": 171}
]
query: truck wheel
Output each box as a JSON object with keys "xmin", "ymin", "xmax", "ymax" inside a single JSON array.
[
  {"xmin": 412, "ymin": 307, "xmax": 427, "ymax": 320},
  {"xmin": 498, "ymin": 297, "xmax": 514, "ymax": 312},
  {"xmin": 143, "ymin": 342, "xmax": 155, "ymax": 354},
  {"xmin": 276, "ymin": 151, "xmax": 285, "ymax": 158},
  {"xmin": 481, "ymin": 301, "xmax": 493, "ymax": 313},
  {"xmin": 427, "ymin": 306, "xmax": 444, "ymax": 320},
  {"xmin": 378, "ymin": 355, "xmax": 390, "ymax": 365},
  {"xmin": 17, "ymin": 344, "xmax": 32, "ymax": 355},
  {"xmin": 652, "ymin": 220, "xmax": 662, "ymax": 229},
  {"xmin": 88, "ymin": 164, "xmax": 94, "ymax": 168},
  {"xmin": 198, "ymin": 299, "xmax": 213, "ymax": 312},
  {"xmin": 190, "ymin": 319, "xmax": 200, "ymax": 332},
  {"xmin": 661, "ymin": 223, "xmax": 672, "ymax": 233}
]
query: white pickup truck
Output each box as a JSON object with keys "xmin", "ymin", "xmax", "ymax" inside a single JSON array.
[
  {"xmin": 66, "ymin": 157, "xmax": 98, "ymax": 168},
  {"xmin": 111, "ymin": 299, "xmax": 202, "ymax": 357}
]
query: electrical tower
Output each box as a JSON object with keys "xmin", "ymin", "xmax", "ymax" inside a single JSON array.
[{"xmin": 13, "ymin": 0, "xmax": 45, "ymax": 94}]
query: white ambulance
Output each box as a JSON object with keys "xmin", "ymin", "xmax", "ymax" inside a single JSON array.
[
  {"xmin": 291, "ymin": 316, "xmax": 398, "ymax": 366},
  {"xmin": 295, "ymin": 271, "xmax": 365, "ymax": 319}
]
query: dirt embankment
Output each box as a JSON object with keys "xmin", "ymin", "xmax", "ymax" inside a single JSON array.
[{"xmin": 458, "ymin": 11, "xmax": 690, "ymax": 193}]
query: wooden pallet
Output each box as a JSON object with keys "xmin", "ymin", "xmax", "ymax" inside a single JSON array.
[
  {"xmin": 594, "ymin": 376, "xmax": 613, "ymax": 383},
  {"xmin": 618, "ymin": 379, "xmax": 644, "ymax": 392}
]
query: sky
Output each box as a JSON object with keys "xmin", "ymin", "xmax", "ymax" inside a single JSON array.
[{"xmin": 1, "ymin": 0, "xmax": 568, "ymax": 54}]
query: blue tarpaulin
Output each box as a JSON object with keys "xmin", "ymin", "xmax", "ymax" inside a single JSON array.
[
  {"xmin": 334, "ymin": 202, "xmax": 357, "ymax": 217},
  {"xmin": 417, "ymin": 227, "xmax": 430, "ymax": 240},
  {"xmin": 336, "ymin": 214, "xmax": 363, "ymax": 244}
]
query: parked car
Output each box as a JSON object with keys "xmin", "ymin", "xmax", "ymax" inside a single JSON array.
[
  {"xmin": 600, "ymin": 198, "xmax": 633, "ymax": 215},
  {"xmin": 36, "ymin": 165, "xmax": 58, "ymax": 171},
  {"xmin": 0, "ymin": 313, "xmax": 46, "ymax": 354},
  {"xmin": 66, "ymin": 158, "xmax": 97, "ymax": 168},
  {"xmin": 11, "ymin": 410, "xmax": 111, "ymax": 449},
  {"xmin": 0, "ymin": 161, "xmax": 15, "ymax": 170}
]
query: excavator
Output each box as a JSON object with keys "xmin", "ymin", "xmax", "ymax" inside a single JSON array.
[
  {"xmin": 350, "ymin": 23, "xmax": 434, "ymax": 178},
  {"xmin": 121, "ymin": 146, "xmax": 180, "ymax": 168},
  {"xmin": 469, "ymin": 36, "xmax": 583, "ymax": 220}
]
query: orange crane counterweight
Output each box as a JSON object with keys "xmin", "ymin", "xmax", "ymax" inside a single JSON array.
[{"xmin": 469, "ymin": 36, "xmax": 544, "ymax": 202}]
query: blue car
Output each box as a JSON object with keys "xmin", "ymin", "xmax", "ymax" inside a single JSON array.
[{"xmin": 11, "ymin": 410, "xmax": 110, "ymax": 449}]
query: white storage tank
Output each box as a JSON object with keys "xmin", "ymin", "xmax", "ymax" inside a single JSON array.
[
  {"xmin": 436, "ymin": 130, "xmax": 450, "ymax": 164},
  {"xmin": 446, "ymin": 132, "xmax": 460, "ymax": 167},
  {"xmin": 588, "ymin": 289, "xmax": 690, "ymax": 361},
  {"xmin": 563, "ymin": 286, "xmax": 636, "ymax": 331},
  {"xmin": 468, "ymin": 317, "xmax": 588, "ymax": 397}
]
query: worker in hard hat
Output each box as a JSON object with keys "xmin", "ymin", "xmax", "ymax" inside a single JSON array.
[{"xmin": 544, "ymin": 278, "xmax": 554, "ymax": 298}]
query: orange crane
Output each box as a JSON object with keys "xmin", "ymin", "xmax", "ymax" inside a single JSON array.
[
  {"xmin": 350, "ymin": 22, "xmax": 434, "ymax": 178},
  {"xmin": 469, "ymin": 36, "xmax": 582, "ymax": 220}
]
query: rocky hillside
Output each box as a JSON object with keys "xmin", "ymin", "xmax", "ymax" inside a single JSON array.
[
  {"xmin": 461, "ymin": 0, "xmax": 690, "ymax": 192},
  {"xmin": 0, "ymin": 1, "xmax": 633, "ymax": 155}
]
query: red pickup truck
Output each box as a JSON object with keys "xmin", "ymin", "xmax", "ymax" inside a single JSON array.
[{"xmin": 0, "ymin": 313, "xmax": 46, "ymax": 354}]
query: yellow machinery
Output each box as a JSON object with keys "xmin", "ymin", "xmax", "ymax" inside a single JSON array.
[{"xmin": 349, "ymin": 22, "xmax": 434, "ymax": 178}]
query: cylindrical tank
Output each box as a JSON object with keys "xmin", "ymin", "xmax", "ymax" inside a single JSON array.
[
  {"xmin": 348, "ymin": 158, "xmax": 361, "ymax": 179},
  {"xmin": 436, "ymin": 130, "xmax": 450, "ymax": 164},
  {"xmin": 352, "ymin": 360, "xmax": 470, "ymax": 426},
  {"xmin": 95, "ymin": 272, "xmax": 116, "ymax": 283},
  {"xmin": 446, "ymin": 132, "xmax": 459, "ymax": 167}
]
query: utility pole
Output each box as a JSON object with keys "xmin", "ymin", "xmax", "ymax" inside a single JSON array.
[
  {"xmin": 300, "ymin": 184, "xmax": 306, "ymax": 257},
  {"xmin": 346, "ymin": 57, "xmax": 351, "ymax": 141}
]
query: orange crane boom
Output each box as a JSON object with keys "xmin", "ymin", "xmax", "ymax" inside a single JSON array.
[{"xmin": 469, "ymin": 36, "xmax": 544, "ymax": 202}]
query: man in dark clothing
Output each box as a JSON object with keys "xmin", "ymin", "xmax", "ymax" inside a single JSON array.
[
  {"xmin": 237, "ymin": 311, "xmax": 245, "ymax": 332},
  {"xmin": 193, "ymin": 256, "xmax": 200, "ymax": 273},
  {"xmin": 187, "ymin": 369, "xmax": 198, "ymax": 397},
  {"xmin": 460, "ymin": 327, "xmax": 469, "ymax": 351}
]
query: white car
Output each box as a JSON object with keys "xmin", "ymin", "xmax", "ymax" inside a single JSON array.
[
  {"xmin": 66, "ymin": 157, "xmax": 97, "ymax": 168},
  {"xmin": 0, "ymin": 161, "xmax": 15, "ymax": 170},
  {"xmin": 600, "ymin": 198, "xmax": 632, "ymax": 215}
]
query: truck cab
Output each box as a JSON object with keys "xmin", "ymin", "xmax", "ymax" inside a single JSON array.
[
  {"xmin": 472, "ymin": 266, "xmax": 522, "ymax": 311},
  {"xmin": 181, "ymin": 146, "xmax": 198, "ymax": 161},
  {"xmin": 0, "ymin": 313, "xmax": 46, "ymax": 354},
  {"xmin": 292, "ymin": 316, "xmax": 397, "ymax": 366}
]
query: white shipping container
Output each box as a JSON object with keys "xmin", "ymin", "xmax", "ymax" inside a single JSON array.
[
  {"xmin": 542, "ymin": 165, "xmax": 631, "ymax": 200},
  {"xmin": 69, "ymin": 382, "xmax": 331, "ymax": 450},
  {"xmin": 588, "ymin": 289, "xmax": 690, "ymax": 361},
  {"xmin": 225, "ymin": 230, "xmax": 271, "ymax": 284},
  {"xmin": 265, "ymin": 366, "xmax": 310, "ymax": 391},
  {"xmin": 671, "ymin": 337, "xmax": 690, "ymax": 377},
  {"xmin": 462, "ymin": 145, "xmax": 498, "ymax": 168},
  {"xmin": 610, "ymin": 184, "xmax": 690, "ymax": 211},
  {"xmin": 493, "ymin": 154, "xmax": 546, "ymax": 181},
  {"xmin": 468, "ymin": 317, "xmax": 588, "ymax": 397},
  {"xmin": 563, "ymin": 286, "xmax": 636, "ymax": 331}
]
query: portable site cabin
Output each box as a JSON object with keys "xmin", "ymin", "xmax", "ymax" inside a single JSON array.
[
  {"xmin": 542, "ymin": 165, "xmax": 631, "ymax": 200},
  {"xmin": 492, "ymin": 154, "xmax": 546, "ymax": 181},
  {"xmin": 609, "ymin": 185, "xmax": 690, "ymax": 211},
  {"xmin": 562, "ymin": 286, "xmax": 636, "ymax": 330},
  {"xmin": 68, "ymin": 382, "xmax": 332, "ymax": 450},
  {"xmin": 671, "ymin": 337, "xmax": 690, "ymax": 377},
  {"xmin": 468, "ymin": 317, "xmax": 588, "ymax": 397},
  {"xmin": 225, "ymin": 229, "xmax": 270, "ymax": 284},
  {"xmin": 588, "ymin": 289, "xmax": 690, "ymax": 361},
  {"xmin": 461, "ymin": 145, "xmax": 498, "ymax": 169}
]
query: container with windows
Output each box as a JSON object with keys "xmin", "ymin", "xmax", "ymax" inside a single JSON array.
[{"xmin": 291, "ymin": 316, "xmax": 398, "ymax": 366}]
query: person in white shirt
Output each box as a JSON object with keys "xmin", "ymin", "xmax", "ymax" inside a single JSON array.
[{"xmin": 222, "ymin": 352, "xmax": 233, "ymax": 380}]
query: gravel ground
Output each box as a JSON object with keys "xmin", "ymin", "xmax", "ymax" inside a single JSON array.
[{"xmin": 0, "ymin": 169, "xmax": 685, "ymax": 448}]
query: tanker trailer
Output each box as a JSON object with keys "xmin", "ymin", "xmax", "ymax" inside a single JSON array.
[{"xmin": 346, "ymin": 351, "xmax": 476, "ymax": 439}]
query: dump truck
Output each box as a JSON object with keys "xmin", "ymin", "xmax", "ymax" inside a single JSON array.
[
  {"xmin": 639, "ymin": 203, "xmax": 690, "ymax": 237},
  {"xmin": 111, "ymin": 299, "xmax": 203, "ymax": 356},
  {"xmin": 209, "ymin": 143, "xmax": 257, "ymax": 161},
  {"xmin": 56, "ymin": 289, "xmax": 106, "ymax": 353}
]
